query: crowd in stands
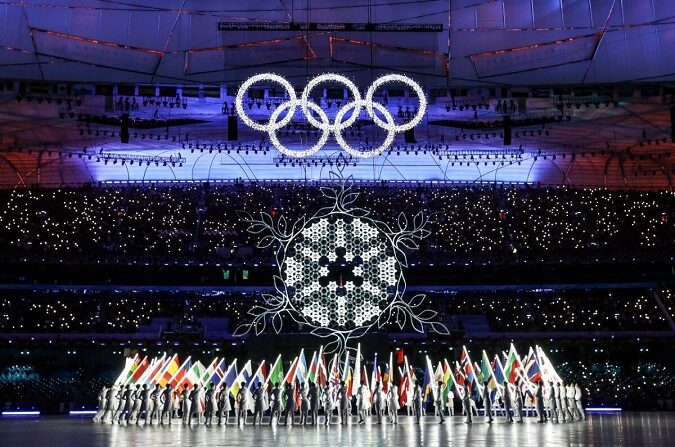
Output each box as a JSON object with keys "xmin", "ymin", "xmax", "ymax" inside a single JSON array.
[
  {"xmin": 428, "ymin": 289, "xmax": 671, "ymax": 332},
  {"xmin": 1, "ymin": 288, "xmax": 671, "ymax": 335},
  {"xmin": 0, "ymin": 290, "xmax": 256, "ymax": 334},
  {"xmin": 0, "ymin": 185, "xmax": 673, "ymax": 266}
]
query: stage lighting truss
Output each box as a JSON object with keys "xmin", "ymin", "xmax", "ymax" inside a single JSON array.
[
  {"xmin": 234, "ymin": 161, "xmax": 448, "ymax": 353},
  {"xmin": 235, "ymin": 73, "xmax": 427, "ymax": 159}
]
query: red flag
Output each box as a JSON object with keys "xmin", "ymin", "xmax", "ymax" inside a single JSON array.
[
  {"xmin": 129, "ymin": 357, "xmax": 150, "ymax": 383},
  {"xmin": 399, "ymin": 375, "xmax": 409, "ymax": 407}
]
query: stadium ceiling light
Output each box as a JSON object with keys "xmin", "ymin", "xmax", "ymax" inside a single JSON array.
[{"xmin": 235, "ymin": 73, "xmax": 427, "ymax": 158}]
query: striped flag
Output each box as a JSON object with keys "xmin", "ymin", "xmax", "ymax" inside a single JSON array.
[
  {"xmin": 136, "ymin": 356, "xmax": 163, "ymax": 385},
  {"xmin": 127, "ymin": 356, "xmax": 150, "ymax": 384},
  {"xmin": 442, "ymin": 359, "xmax": 457, "ymax": 401},
  {"xmin": 115, "ymin": 354, "xmax": 139, "ymax": 386},
  {"xmin": 295, "ymin": 349, "xmax": 308, "ymax": 383},
  {"xmin": 144, "ymin": 355, "xmax": 168, "ymax": 385},
  {"xmin": 317, "ymin": 351, "xmax": 328, "ymax": 386},
  {"xmin": 113, "ymin": 355, "xmax": 138, "ymax": 386},
  {"xmin": 247, "ymin": 360, "xmax": 268, "ymax": 391},
  {"xmin": 307, "ymin": 347, "xmax": 323, "ymax": 383}
]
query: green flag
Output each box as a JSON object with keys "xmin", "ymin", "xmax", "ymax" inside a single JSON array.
[{"xmin": 268, "ymin": 355, "xmax": 284, "ymax": 386}]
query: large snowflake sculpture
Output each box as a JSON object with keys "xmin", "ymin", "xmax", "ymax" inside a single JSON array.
[{"xmin": 235, "ymin": 161, "xmax": 449, "ymax": 354}]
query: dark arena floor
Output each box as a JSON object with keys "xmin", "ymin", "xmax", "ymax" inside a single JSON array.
[{"xmin": 0, "ymin": 414, "xmax": 672, "ymax": 447}]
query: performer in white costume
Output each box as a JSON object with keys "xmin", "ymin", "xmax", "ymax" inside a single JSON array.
[{"xmin": 217, "ymin": 383, "xmax": 231, "ymax": 426}]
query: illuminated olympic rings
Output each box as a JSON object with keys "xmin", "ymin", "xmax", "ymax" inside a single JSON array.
[{"xmin": 234, "ymin": 73, "xmax": 427, "ymax": 158}]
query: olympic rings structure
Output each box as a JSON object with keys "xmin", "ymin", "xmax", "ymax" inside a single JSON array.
[{"xmin": 234, "ymin": 73, "xmax": 427, "ymax": 158}]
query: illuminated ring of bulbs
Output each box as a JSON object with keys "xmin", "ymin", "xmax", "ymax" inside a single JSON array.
[
  {"xmin": 333, "ymin": 100, "xmax": 396, "ymax": 158},
  {"xmin": 235, "ymin": 73, "xmax": 297, "ymax": 132},
  {"xmin": 268, "ymin": 99, "xmax": 331, "ymax": 157},
  {"xmin": 235, "ymin": 73, "xmax": 426, "ymax": 158}
]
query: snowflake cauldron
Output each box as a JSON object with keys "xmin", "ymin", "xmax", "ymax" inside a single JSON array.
[{"xmin": 235, "ymin": 164, "xmax": 449, "ymax": 354}]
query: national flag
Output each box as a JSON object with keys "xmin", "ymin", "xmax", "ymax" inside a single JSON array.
[
  {"xmin": 284, "ymin": 357, "xmax": 299, "ymax": 384},
  {"xmin": 221, "ymin": 360, "xmax": 238, "ymax": 388},
  {"xmin": 143, "ymin": 355, "xmax": 168, "ymax": 385},
  {"xmin": 317, "ymin": 351, "xmax": 328, "ymax": 386},
  {"xmin": 247, "ymin": 360, "xmax": 267, "ymax": 391},
  {"xmin": 341, "ymin": 350, "xmax": 351, "ymax": 383},
  {"xmin": 435, "ymin": 362, "xmax": 444, "ymax": 383},
  {"xmin": 307, "ymin": 347, "xmax": 323, "ymax": 384},
  {"xmin": 208, "ymin": 358, "xmax": 228, "ymax": 386},
  {"xmin": 479, "ymin": 351, "xmax": 493, "ymax": 385},
  {"xmin": 383, "ymin": 352, "xmax": 393, "ymax": 393},
  {"xmin": 267, "ymin": 355, "xmax": 285, "ymax": 387},
  {"xmin": 454, "ymin": 361, "xmax": 466, "ymax": 399},
  {"xmin": 481, "ymin": 350, "xmax": 498, "ymax": 402},
  {"xmin": 169, "ymin": 357, "xmax": 192, "ymax": 388},
  {"xmin": 118, "ymin": 354, "xmax": 141, "ymax": 386},
  {"xmin": 352, "ymin": 344, "xmax": 362, "ymax": 397},
  {"xmin": 492, "ymin": 355, "xmax": 506, "ymax": 385},
  {"xmin": 398, "ymin": 367, "xmax": 409, "ymax": 407},
  {"xmin": 158, "ymin": 354, "xmax": 181, "ymax": 387},
  {"xmin": 492, "ymin": 355, "xmax": 507, "ymax": 402},
  {"xmin": 200, "ymin": 357, "xmax": 221, "ymax": 385},
  {"xmin": 442, "ymin": 359, "xmax": 457, "ymax": 401},
  {"xmin": 370, "ymin": 353, "xmax": 378, "ymax": 392},
  {"xmin": 113, "ymin": 355, "xmax": 138, "ymax": 386},
  {"xmin": 536, "ymin": 346, "xmax": 562, "ymax": 384},
  {"xmin": 328, "ymin": 354, "xmax": 340, "ymax": 386},
  {"xmin": 127, "ymin": 356, "xmax": 150, "ymax": 384},
  {"xmin": 187, "ymin": 361, "xmax": 206, "ymax": 387},
  {"xmin": 345, "ymin": 366, "xmax": 354, "ymax": 398},
  {"xmin": 404, "ymin": 355, "xmax": 415, "ymax": 405},
  {"xmin": 460, "ymin": 346, "xmax": 482, "ymax": 399},
  {"xmin": 176, "ymin": 360, "xmax": 203, "ymax": 390},
  {"xmin": 524, "ymin": 347, "xmax": 542, "ymax": 383},
  {"xmin": 362, "ymin": 363, "xmax": 370, "ymax": 393},
  {"xmin": 136, "ymin": 356, "xmax": 162, "ymax": 385},
  {"xmin": 422, "ymin": 356, "xmax": 436, "ymax": 402},
  {"xmin": 504, "ymin": 343, "xmax": 522, "ymax": 384},
  {"xmin": 296, "ymin": 349, "xmax": 308, "ymax": 383},
  {"xmin": 474, "ymin": 361, "xmax": 482, "ymax": 382},
  {"xmin": 230, "ymin": 360, "xmax": 252, "ymax": 398},
  {"xmin": 328, "ymin": 353, "xmax": 340, "ymax": 399},
  {"xmin": 148, "ymin": 355, "xmax": 171, "ymax": 385}
]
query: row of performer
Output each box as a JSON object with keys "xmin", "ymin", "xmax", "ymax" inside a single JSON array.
[{"xmin": 92, "ymin": 379, "xmax": 585, "ymax": 426}]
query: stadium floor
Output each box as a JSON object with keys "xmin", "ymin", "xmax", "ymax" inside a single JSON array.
[{"xmin": 1, "ymin": 413, "xmax": 673, "ymax": 447}]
